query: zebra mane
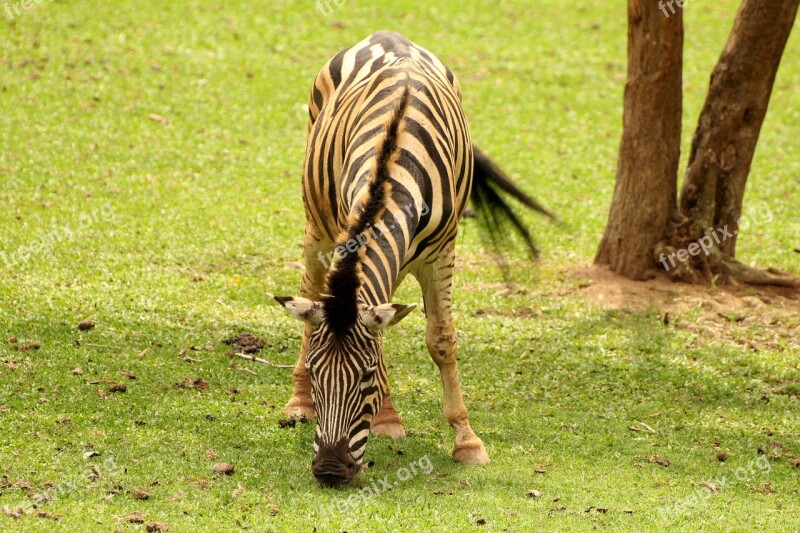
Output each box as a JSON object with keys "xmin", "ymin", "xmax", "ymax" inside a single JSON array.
[{"xmin": 322, "ymin": 85, "xmax": 411, "ymax": 336}]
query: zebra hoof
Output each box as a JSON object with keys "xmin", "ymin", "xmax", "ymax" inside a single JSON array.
[
  {"xmin": 370, "ymin": 422, "xmax": 406, "ymax": 439},
  {"xmin": 453, "ymin": 442, "xmax": 490, "ymax": 465},
  {"xmin": 285, "ymin": 402, "xmax": 315, "ymax": 421}
]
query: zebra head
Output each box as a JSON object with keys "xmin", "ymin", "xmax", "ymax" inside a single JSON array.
[{"xmin": 276, "ymin": 296, "xmax": 415, "ymax": 486}]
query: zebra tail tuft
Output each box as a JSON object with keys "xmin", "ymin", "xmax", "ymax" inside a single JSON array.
[{"xmin": 470, "ymin": 144, "xmax": 556, "ymax": 259}]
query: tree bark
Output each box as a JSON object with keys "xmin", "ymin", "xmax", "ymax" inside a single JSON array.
[
  {"xmin": 663, "ymin": 0, "xmax": 800, "ymax": 286},
  {"xmin": 678, "ymin": 0, "xmax": 800, "ymax": 257},
  {"xmin": 595, "ymin": 0, "xmax": 683, "ymax": 280},
  {"xmin": 597, "ymin": 0, "xmax": 800, "ymax": 288}
]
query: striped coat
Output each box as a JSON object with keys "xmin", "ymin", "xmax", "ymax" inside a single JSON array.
[
  {"xmin": 276, "ymin": 31, "xmax": 550, "ymax": 486},
  {"xmin": 303, "ymin": 31, "xmax": 472, "ymax": 300}
]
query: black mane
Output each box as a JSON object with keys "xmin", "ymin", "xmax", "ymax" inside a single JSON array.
[{"xmin": 322, "ymin": 85, "xmax": 411, "ymax": 335}]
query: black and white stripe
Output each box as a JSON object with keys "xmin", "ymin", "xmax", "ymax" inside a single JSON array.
[{"xmin": 277, "ymin": 31, "xmax": 552, "ymax": 486}]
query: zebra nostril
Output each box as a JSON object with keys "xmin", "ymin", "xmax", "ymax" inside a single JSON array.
[
  {"xmin": 312, "ymin": 462, "xmax": 350, "ymax": 486},
  {"xmin": 313, "ymin": 440, "xmax": 359, "ymax": 484},
  {"xmin": 314, "ymin": 472, "xmax": 346, "ymax": 487},
  {"xmin": 311, "ymin": 454, "xmax": 359, "ymax": 486}
]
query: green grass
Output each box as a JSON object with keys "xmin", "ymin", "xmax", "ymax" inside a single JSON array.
[{"xmin": 2, "ymin": 1, "xmax": 799, "ymax": 531}]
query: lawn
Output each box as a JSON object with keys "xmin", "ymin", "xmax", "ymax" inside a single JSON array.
[{"xmin": 1, "ymin": 1, "xmax": 799, "ymax": 531}]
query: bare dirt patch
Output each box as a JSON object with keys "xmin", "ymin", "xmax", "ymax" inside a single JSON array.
[
  {"xmin": 223, "ymin": 333, "xmax": 265, "ymax": 355},
  {"xmin": 570, "ymin": 265, "xmax": 800, "ymax": 352},
  {"xmin": 173, "ymin": 377, "xmax": 210, "ymax": 392}
]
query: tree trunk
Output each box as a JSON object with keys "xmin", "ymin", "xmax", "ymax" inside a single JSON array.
[
  {"xmin": 597, "ymin": 0, "xmax": 800, "ymax": 288},
  {"xmin": 666, "ymin": 0, "xmax": 800, "ymax": 286},
  {"xmin": 595, "ymin": 0, "xmax": 683, "ymax": 280}
]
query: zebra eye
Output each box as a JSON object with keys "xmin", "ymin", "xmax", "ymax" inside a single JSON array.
[{"xmin": 361, "ymin": 367, "xmax": 377, "ymax": 382}]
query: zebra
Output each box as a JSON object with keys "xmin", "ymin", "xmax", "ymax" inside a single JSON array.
[{"xmin": 275, "ymin": 31, "xmax": 553, "ymax": 486}]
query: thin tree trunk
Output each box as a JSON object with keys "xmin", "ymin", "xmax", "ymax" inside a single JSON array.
[
  {"xmin": 666, "ymin": 0, "xmax": 800, "ymax": 286},
  {"xmin": 595, "ymin": 0, "xmax": 683, "ymax": 280},
  {"xmin": 679, "ymin": 0, "xmax": 800, "ymax": 255}
]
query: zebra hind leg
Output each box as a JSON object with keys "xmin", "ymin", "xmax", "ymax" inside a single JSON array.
[
  {"xmin": 418, "ymin": 242, "xmax": 490, "ymax": 465},
  {"xmin": 285, "ymin": 222, "xmax": 331, "ymax": 421}
]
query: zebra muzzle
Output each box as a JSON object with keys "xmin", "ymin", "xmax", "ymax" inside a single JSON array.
[{"xmin": 311, "ymin": 440, "xmax": 359, "ymax": 486}]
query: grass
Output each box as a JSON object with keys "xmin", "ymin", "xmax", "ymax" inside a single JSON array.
[{"xmin": 1, "ymin": 0, "xmax": 799, "ymax": 531}]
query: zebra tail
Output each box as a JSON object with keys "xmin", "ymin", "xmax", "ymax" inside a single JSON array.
[{"xmin": 470, "ymin": 144, "xmax": 556, "ymax": 258}]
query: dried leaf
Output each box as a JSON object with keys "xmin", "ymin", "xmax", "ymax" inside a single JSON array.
[
  {"xmin": 278, "ymin": 418, "xmax": 297, "ymax": 428},
  {"xmin": 108, "ymin": 382, "xmax": 127, "ymax": 393},
  {"xmin": 212, "ymin": 463, "xmax": 235, "ymax": 476},
  {"xmin": 174, "ymin": 377, "xmax": 209, "ymax": 391},
  {"xmin": 35, "ymin": 510, "xmax": 61, "ymax": 520},
  {"xmin": 3, "ymin": 506, "xmax": 23, "ymax": 518},
  {"xmin": 13, "ymin": 343, "xmax": 40, "ymax": 352},
  {"xmin": 32, "ymin": 492, "xmax": 53, "ymax": 504},
  {"xmin": 148, "ymin": 113, "xmax": 168, "ymax": 125},
  {"xmin": 649, "ymin": 455, "xmax": 670, "ymax": 467},
  {"xmin": 755, "ymin": 483, "xmax": 775, "ymax": 495},
  {"xmin": 699, "ymin": 481, "xmax": 720, "ymax": 493}
]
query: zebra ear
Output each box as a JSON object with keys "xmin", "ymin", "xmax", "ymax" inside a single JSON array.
[
  {"xmin": 359, "ymin": 303, "xmax": 417, "ymax": 331},
  {"xmin": 274, "ymin": 296, "xmax": 324, "ymax": 326}
]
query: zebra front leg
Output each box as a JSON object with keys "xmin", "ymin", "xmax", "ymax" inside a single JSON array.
[
  {"xmin": 371, "ymin": 391, "xmax": 405, "ymax": 438},
  {"xmin": 285, "ymin": 222, "xmax": 331, "ymax": 420},
  {"xmin": 285, "ymin": 323, "xmax": 317, "ymax": 420},
  {"xmin": 419, "ymin": 247, "xmax": 490, "ymax": 464},
  {"xmin": 372, "ymin": 271, "xmax": 408, "ymax": 439}
]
